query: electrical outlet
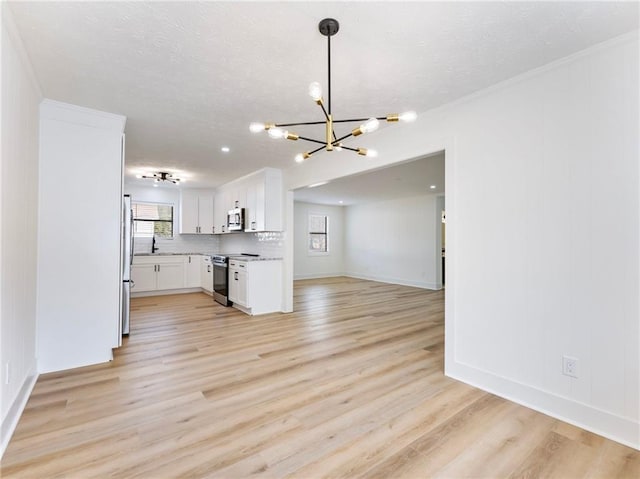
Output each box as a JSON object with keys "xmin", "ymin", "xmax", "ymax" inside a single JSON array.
[{"xmin": 562, "ymin": 356, "xmax": 578, "ymax": 378}]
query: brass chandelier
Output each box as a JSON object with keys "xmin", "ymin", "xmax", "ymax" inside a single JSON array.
[{"xmin": 250, "ymin": 18, "xmax": 416, "ymax": 163}]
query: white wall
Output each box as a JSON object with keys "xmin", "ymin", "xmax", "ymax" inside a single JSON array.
[
  {"xmin": 37, "ymin": 101, "xmax": 125, "ymax": 373},
  {"xmin": 0, "ymin": 4, "xmax": 42, "ymax": 456},
  {"xmin": 124, "ymin": 185, "xmax": 219, "ymax": 254},
  {"xmin": 344, "ymin": 195, "xmax": 441, "ymax": 289},
  {"xmin": 284, "ymin": 32, "xmax": 640, "ymax": 448},
  {"xmin": 294, "ymin": 202, "xmax": 344, "ymax": 279}
]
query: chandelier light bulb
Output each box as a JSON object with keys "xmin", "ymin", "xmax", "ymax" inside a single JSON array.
[
  {"xmin": 308, "ymin": 82, "xmax": 323, "ymax": 102},
  {"xmin": 268, "ymin": 128, "xmax": 285, "ymax": 139},
  {"xmin": 249, "ymin": 122, "xmax": 265, "ymax": 133},
  {"xmin": 295, "ymin": 152, "xmax": 311, "ymax": 163},
  {"xmin": 399, "ymin": 111, "xmax": 417, "ymax": 122},
  {"xmin": 359, "ymin": 147, "xmax": 378, "ymax": 157},
  {"xmin": 361, "ymin": 117, "xmax": 380, "ymax": 134}
]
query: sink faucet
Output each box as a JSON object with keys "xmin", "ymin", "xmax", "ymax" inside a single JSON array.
[{"xmin": 151, "ymin": 235, "xmax": 159, "ymax": 253}]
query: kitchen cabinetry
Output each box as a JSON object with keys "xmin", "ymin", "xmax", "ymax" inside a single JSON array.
[
  {"xmin": 228, "ymin": 260, "xmax": 247, "ymax": 307},
  {"xmin": 228, "ymin": 259, "xmax": 282, "ymax": 315},
  {"xmin": 213, "ymin": 189, "xmax": 229, "ymax": 234},
  {"xmin": 201, "ymin": 256, "xmax": 213, "ymax": 293},
  {"xmin": 185, "ymin": 255, "xmax": 202, "ymax": 288},
  {"xmin": 131, "ymin": 256, "xmax": 186, "ymax": 292},
  {"xmin": 213, "ymin": 168, "xmax": 283, "ymax": 235},
  {"xmin": 180, "ymin": 189, "xmax": 214, "ymax": 234},
  {"xmin": 244, "ymin": 168, "xmax": 283, "ymax": 232},
  {"xmin": 214, "ymin": 185, "xmax": 247, "ymax": 234}
]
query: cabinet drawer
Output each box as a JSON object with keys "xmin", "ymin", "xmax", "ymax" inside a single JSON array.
[
  {"xmin": 229, "ymin": 260, "xmax": 247, "ymax": 270},
  {"xmin": 133, "ymin": 255, "xmax": 186, "ymax": 265}
]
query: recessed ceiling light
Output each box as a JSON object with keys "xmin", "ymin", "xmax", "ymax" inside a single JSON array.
[
  {"xmin": 339, "ymin": 200, "xmax": 343, "ymax": 204},
  {"xmin": 430, "ymin": 185, "xmax": 437, "ymax": 189},
  {"xmin": 221, "ymin": 146, "xmax": 230, "ymax": 153},
  {"xmin": 308, "ymin": 181, "xmax": 328, "ymax": 188}
]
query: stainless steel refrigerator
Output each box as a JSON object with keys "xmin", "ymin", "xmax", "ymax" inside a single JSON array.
[{"xmin": 121, "ymin": 194, "xmax": 133, "ymax": 338}]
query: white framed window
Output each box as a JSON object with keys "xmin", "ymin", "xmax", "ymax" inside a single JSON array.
[
  {"xmin": 308, "ymin": 214, "xmax": 328, "ymax": 254},
  {"xmin": 132, "ymin": 202, "xmax": 174, "ymax": 238}
]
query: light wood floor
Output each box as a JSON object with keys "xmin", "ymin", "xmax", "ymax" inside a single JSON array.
[{"xmin": 2, "ymin": 277, "xmax": 638, "ymax": 478}]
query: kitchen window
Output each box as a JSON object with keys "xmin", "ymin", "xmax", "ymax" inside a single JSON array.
[
  {"xmin": 132, "ymin": 202, "xmax": 173, "ymax": 238},
  {"xmin": 308, "ymin": 214, "xmax": 328, "ymax": 254}
]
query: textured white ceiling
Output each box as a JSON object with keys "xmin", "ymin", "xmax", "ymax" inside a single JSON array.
[
  {"xmin": 294, "ymin": 152, "xmax": 445, "ymax": 206},
  {"xmin": 9, "ymin": 1, "xmax": 639, "ymax": 188}
]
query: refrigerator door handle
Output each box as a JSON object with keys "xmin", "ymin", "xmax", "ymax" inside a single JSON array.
[{"xmin": 130, "ymin": 212, "xmax": 135, "ymax": 263}]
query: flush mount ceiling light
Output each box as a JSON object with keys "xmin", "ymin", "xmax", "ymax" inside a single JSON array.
[
  {"xmin": 136, "ymin": 171, "xmax": 181, "ymax": 184},
  {"xmin": 250, "ymin": 18, "xmax": 417, "ymax": 163}
]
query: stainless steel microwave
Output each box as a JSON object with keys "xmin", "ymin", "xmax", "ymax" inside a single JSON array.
[{"xmin": 227, "ymin": 208, "xmax": 245, "ymax": 231}]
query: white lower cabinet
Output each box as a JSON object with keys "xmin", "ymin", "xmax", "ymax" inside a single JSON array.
[
  {"xmin": 131, "ymin": 256, "xmax": 186, "ymax": 293},
  {"xmin": 228, "ymin": 261, "xmax": 247, "ymax": 307},
  {"xmin": 130, "ymin": 263, "xmax": 157, "ymax": 292},
  {"xmin": 201, "ymin": 256, "xmax": 213, "ymax": 293},
  {"xmin": 228, "ymin": 259, "xmax": 282, "ymax": 315},
  {"xmin": 185, "ymin": 255, "xmax": 202, "ymax": 288},
  {"xmin": 156, "ymin": 262, "xmax": 185, "ymax": 290}
]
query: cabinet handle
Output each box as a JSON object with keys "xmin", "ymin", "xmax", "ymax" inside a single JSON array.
[
  {"xmin": 207, "ymin": 265, "xmax": 211, "ymax": 273},
  {"xmin": 158, "ymin": 265, "xmax": 160, "ymax": 272},
  {"xmin": 189, "ymin": 256, "xmax": 191, "ymax": 263},
  {"xmin": 234, "ymin": 271, "xmax": 238, "ymax": 280}
]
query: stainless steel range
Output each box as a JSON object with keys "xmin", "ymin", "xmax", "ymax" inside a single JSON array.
[{"xmin": 212, "ymin": 254, "xmax": 230, "ymax": 306}]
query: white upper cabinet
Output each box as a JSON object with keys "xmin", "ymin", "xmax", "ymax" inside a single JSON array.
[
  {"xmin": 244, "ymin": 168, "xmax": 282, "ymax": 232},
  {"xmin": 179, "ymin": 189, "xmax": 214, "ymax": 234},
  {"xmin": 213, "ymin": 184, "xmax": 247, "ymax": 234},
  {"xmin": 213, "ymin": 168, "xmax": 283, "ymax": 235},
  {"xmin": 213, "ymin": 188, "xmax": 229, "ymax": 234}
]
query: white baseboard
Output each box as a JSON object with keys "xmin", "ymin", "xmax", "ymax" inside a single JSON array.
[
  {"xmin": 446, "ymin": 360, "xmax": 640, "ymax": 450},
  {"xmin": 294, "ymin": 272, "xmax": 347, "ymax": 280},
  {"xmin": 1, "ymin": 364, "xmax": 38, "ymax": 459},
  {"xmin": 131, "ymin": 287, "xmax": 205, "ymax": 298},
  {"xmin": 345, "ymin": 272, "xmax": 442, "ymax": 290}
]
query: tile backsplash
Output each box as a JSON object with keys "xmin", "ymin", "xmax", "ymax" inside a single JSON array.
[
  {"xmin": 133, "ymin": 232, "xmax": 284, "ymax": 257},
  {"xmin": 220, "ymin": 231, "xmax": 285, "ymax": 258},
  {"xmin": 134, "ymin": 234, "xmax": 219, "ymax": 255}
]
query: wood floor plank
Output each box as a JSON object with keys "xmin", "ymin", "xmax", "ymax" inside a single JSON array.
[{"xmin": 1, "ymin": 278, "xmax": 638, "ymax": 478}]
